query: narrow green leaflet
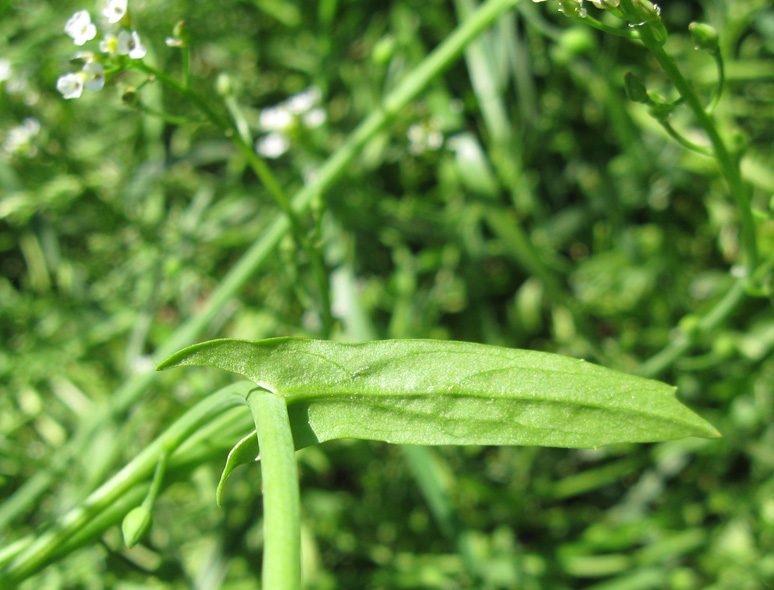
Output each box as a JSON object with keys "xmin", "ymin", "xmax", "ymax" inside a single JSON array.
[
  {"xmin": 217, "ymin": 430, "xmax": 259, "ymax": 507},
  {"xmin": 157, "ymin": 338, "xmax": 720, "ymax": 449}
]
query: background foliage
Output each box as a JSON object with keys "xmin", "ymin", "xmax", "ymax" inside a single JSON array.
[{"xmin": 2, "ymin": 0, "xmax": 774, "ymax": 588}]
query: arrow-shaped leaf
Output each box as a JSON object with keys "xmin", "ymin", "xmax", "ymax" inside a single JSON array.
[{"xmin": 158, "ymin": 338, "xmax": 720, "ymax": 449}]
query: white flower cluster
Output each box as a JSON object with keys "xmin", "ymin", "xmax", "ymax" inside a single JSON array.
[
  {"xmin": 57, "ymin": 0, "xmax": 146, "ymax": 100},
  {"xmin": 255, "ymin": 86, "xmax": 326, "ymax": 159},
  {"xmin": 407, "ymin": 119, "xmax": 444, "ymax": 155},
  {"xmin": 2, "ymin": 118, "xmax": 40, "ymax": 157}
]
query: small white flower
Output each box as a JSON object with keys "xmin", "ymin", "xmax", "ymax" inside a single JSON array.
[
  {"xmin": 3, "ymin": 118, "xmax": 40, "ymax": 156},
  {"xmin": 0, "ymin": 58, "xmax": 10, "ymax": 82},
  {"xmin": 100, "ymin": 33, "xmax": 119, "ymax": 55},
  {"xmin": 286, "ymin": 86, "xmax": 321, "ymax": 115},
  {"xmin": 165, "ymin": 36, "xmax": 184, "ymax": 48},
  {"xmin": 22, "ymin": 117, "xmax": 40, "ymax": 135},
  {"xmin": 102, "ymin": 0, "xmax": 128, "ymax": 24},
  {"xmin": 117, "ymin": 30, "xmax": 146, "ymax": 59},
  {"xmin": 83, "ymin": 61, "xmax": 105, "ymax": 91},
  {"xmin": 259, "ymin": 105, "xmax": 293, "ymax": 131},
  {"xmin": 57, "ymin": 72, "xmax": 85, "ymax": 99},
  {"xmin": 256, "ymin": 132, "xmax": 290, "ymax": 158},
  {"xmin": 407, "ymin": 120, "xmax": 444, "ymax": 154},
  {"xmin": 302, "ymin": 107, "xmax": 326, "ymax": 128},
  {"xmin": 65, "ymin": 10, "xmax": 97, "ymax": 46}
]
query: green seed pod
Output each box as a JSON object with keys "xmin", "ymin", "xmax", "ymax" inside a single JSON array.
[
  {"xmin": 121, "ymin": 87, "xmax": 138, "ymax": 106},
  {"xmin": 122, "ymin": 505, "xmax": 153, "ymax": 548},
  {"xmin": 624, "ymin": 73, "xmax": 649, "ymax": 104},
  {"xmin": 689, "ymin": 22, "xmax": 719, "ymax": 54}
]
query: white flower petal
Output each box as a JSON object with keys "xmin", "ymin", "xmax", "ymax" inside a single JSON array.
[
  {"xmin": 57, "ymin": 72, "xmax": 85, "ymax": 99},
  {"xmin": 256, "ymin": 132, "xmax": 290, "ymax": 158},
  {"xmin": 117, "ymin": 30, "xmax": 146, "ymax": 59},
  {"xmin": 259, "ymin": 105, "xmax": 293, "ymax": 131},
  {"xmin": 65, "ymin": 11, "xmax": 97, "ymax": 46},
  {"xmin": 0, "ymin": 58, "xmax": 11, "ymax": 82},
  {"xmin": 83, "ymin": 62, "xmax": 105, "ymax": 92},
  {"xmin": 128, "ymin": 31, "xmax": 146, "ymax": 58},
  {"xmin": 302, "ymin": 107, "xmax": 326, "ymax": 128},
  {"xmin": 286, "ymin": 86, "xmax": 321, "ymax": 114},
  {"xmin": 102, "ymin": 0, "xmax": 128, "ymax": 24}
]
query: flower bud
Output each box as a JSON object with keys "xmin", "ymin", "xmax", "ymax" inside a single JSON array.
[
  {"xmin": 624, "ymin": 73, "xmax": 649, "ymax": 104},
  {"xmin": 631, "ymin": 0, "xmax": 661, "ymax": 24},
  {"xmin": 647, "ymin": 92, "xmax": 672, "ymax": 120},
  {"xmin": 173, "ymin": 20, "xmax": 189, "ymax": 46},
  {"xmin": 122, "ymin": 505, "xmax": 152, "ymax": 548},
  {"xmin": 712, "ymin": 334, "xmax": 736, "ymax": 359},
  {"xmin": 216, "ymin": 73, "xmax": 234, "ymax": 97},
  {"xmin": 689, "ymin": 22, "xmax": 719, "ymax": 54},
  {"xmin": 558, "ymin": 0, "xmax": 587, "ymax": 18},
  {"xmin": 372, "ymin": 35, "xmax": 396, "ymax": 65},
  {"xmin": 678, "ymin": 314, "xmax": 701, "ymax": 336}
]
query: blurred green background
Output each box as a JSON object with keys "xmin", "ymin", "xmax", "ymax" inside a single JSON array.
[{"xmin": 2, "ymin": 0, "xmax": 774, "ymax": 588}]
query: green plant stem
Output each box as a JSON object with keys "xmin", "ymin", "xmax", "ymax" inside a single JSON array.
[
  {"xmin": 134, "ymin": 61, "xmax": 334, "ymax": 336},
  {"xmin": 619, "ymin": 0, "xmax": 758, "ymax": 271},
  {"xmin": 0, "ymin": 0, "xmax": 519, "ymax": 532},
  {"xmin": 578, "ymin": 14, "xmax": 639, "ymax": 39},
  {"xmin": 142, "ymin": 451, "xmax": 167, "ymax": 509},
  {"xmin": 135, "ymin": 100, "xmax": 204, "ymax": 125},
  {"xmin": 639, "ymin": 251, "xmax": 774, "ymax": 378},
  {"xmin": 403, "ymin": 446, "xmax": 491, "ymax": 588},
  {"xmin": 708, "ymin": 52, "xmax": 725, "ymax": 113},
  {"xmin": 246, "ymin": 389, "xmax": 301, "ymax": 590},
  {"xmin": 0, "ymin": 382, "xmax": 254, "ymax": 586},
  {"xmin": 181, "ymin": 43, "xmax": 190, "ymax": 89},
  {"xmin": 659, "ymin": 119, "xmax": 714, "ymax": 157}
]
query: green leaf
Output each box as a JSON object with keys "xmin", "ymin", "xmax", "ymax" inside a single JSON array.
[
  {"xmin": 157, "ymin": 338, "xmax": 720, "ymax": 448},
  {"xmin": 217, "ymin": 430, "xmax": 259, "ymax": 507}
]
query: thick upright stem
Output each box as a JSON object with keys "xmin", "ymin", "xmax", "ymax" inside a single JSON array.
[{"xmin": 246, "ymin": 389, "xmax": 301, "ymax": 590}]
